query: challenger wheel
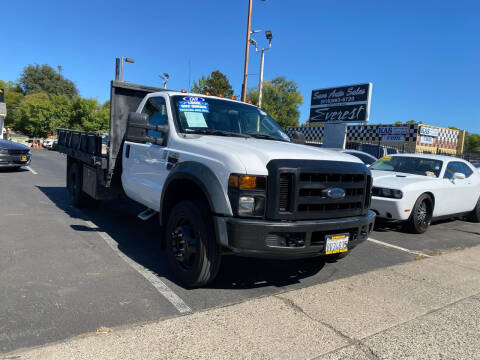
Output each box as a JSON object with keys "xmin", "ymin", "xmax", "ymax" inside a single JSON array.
[
  {"xmin": 406, "ymin": 194, "xmax": 433, "ymax": 234},
  {"xmin": 165, "ymin": 200, "xmax": 221, "ymax": 288},
  {"xmin": 468, "ymin": 198, "xmax": 480, "ymax": 223}
]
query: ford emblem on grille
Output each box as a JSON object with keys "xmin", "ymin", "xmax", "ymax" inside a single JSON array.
[{"xmin": 327, "ymin": 187, "xmax": 346, "ymax": 199}]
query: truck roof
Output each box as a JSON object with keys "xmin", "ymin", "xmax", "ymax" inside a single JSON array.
[{"xmin": 148, "ymin": 91, "xmax": 258, "ymax": 108}]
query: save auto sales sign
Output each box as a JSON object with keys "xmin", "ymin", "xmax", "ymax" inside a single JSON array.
[{"xmin": 310, "ymin": 83, "xmax": 372, "ymax": 123}]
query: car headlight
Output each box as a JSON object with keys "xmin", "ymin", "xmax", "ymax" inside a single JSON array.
[
  {"xmin": 372, "ymin": 187, "xmax": 403, "ymax": 199},
  {"xmin": 0, "ymin": 148, "xmax": 8, "ymax": 154},
  {"xmin": 228, "ymin": 175, "xmax": 266, "ymax": 217}
]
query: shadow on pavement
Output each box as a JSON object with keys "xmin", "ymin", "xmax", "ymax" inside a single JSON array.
[
  {"xmin": 37, "ymin": 186, "xmax": 325, "ymax": 290},
  {"xmin": 0, "ymin": 167, "xmax": 29, "ymax": 173}
]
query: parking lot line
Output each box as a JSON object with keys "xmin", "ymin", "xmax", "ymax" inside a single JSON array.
[
  {"xmin": 26, "ymin": 166, "xmax": 38, "ymax": 174},
  {"xmin": 83, "ymin": 220, "xmax": 192, "ymax": 314},
  {"xmin": 367, "ymin": 237, "xmax": 432, "ymax": 258}
]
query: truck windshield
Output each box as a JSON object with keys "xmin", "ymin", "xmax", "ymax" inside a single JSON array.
[{"xmin": 171, "ymin": 95, "xmax": 290, "ymax": 142}]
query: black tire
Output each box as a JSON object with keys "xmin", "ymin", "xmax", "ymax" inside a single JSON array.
[
  {"xmin": 67, "ymin": 162, "xmax": 94, "ymax": 207},
  {"xmin": 165, "ymin": 200, "xmax": 221, "ymax": 288},
  {"xmin": 468, "ymin": 198, "xmax": 480, "ymax": 223},
  {"xmin": 406, "ymin": 193, "xmax": 433, "ymax": 234}
]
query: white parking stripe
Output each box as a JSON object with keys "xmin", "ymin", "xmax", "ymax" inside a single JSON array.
[
  {"xmin": 83, "ymin": 220, "xmax": 192, "ymax": 314},
  {"xmin": 367, "ymin": 238, "xmax": 432, "ymax": 258},
  {"xmin": 26, "ymin": 166, "xmax": 38, "ymax": 174}
]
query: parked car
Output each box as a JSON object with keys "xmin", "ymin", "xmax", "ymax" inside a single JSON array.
[
  {"xmin": 43, "ymin": 139, "xmax": 56, "ymax": 150},
  {"xmin": 56, "ymin": 81, "xmax": 375, "ymax": 287},
  {"xmin": 0, "ymin": 139, "xmax": 32, "ymax": 169},
  {"xmin": 370, "ymin": 154, "xmax": 480, "ymax": 233},
  {"xmin": 326, "ymin": 149, "xmax": 378, "ymax": 166}
]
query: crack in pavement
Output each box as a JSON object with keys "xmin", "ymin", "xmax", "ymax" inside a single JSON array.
[{"xmin": 274, "ymin": 295, "xmax": 380, "ymax": 360}]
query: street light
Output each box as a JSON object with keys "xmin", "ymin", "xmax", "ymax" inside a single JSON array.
[
  {"xmin": 120, "ymin": 56, "xmax": 135, "ymax": 81},
  {"xmin": 250, "ymin": 29, "xmax": 273, "ymax": 108},
  {"xmin": 241, "ymin": 0, "xmax": 266, "ymax": 102},
  {"xmin": 158, "ymin": 73, "xmax": 170, "ymax": 89}
]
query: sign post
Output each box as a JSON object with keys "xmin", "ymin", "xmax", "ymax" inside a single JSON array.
[
  {"xmin": 0, "ymin": 89, "xmax": 6, "ymax": 140},
  {"xmin": 309, "ymin": 83, "xmax": 372, "ymax": 148}
]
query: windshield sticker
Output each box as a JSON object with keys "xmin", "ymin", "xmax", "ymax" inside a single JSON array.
[
  {"xmin": 179, "ymin": 97, "xmax": 209, "ymax": 113},
  {"xmin": 379, "ymin": 156, "xmax": 391, "ymax": 162},
  {"xmin": 184, "ymin": 112, "xmax": 208, "ymax": 128},
  {"xmin": 425, "ymin": 171, "xmax": 435, "ymax": 177}
]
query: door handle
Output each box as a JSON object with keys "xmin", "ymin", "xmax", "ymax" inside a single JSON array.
[{"xmin": 126, "ymin": 144, "xmax": 131, "ymax": 158}]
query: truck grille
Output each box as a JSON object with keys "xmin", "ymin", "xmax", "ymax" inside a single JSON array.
[{"xmin": 266, "ymin": 160, "xmax": 371, "ymax": 221}]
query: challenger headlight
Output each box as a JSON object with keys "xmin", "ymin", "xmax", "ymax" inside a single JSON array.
[
  {"xmin": 372, "ymin": 187, "xmax": 403, "ymax": 199},
  {"xmin": 228, "ymin": 175, "xmax": 266, "ymax": 217}
]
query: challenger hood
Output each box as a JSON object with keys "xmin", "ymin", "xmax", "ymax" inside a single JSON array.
[
  {"xmin": 371, "ymin": 170, "xmax": 437, "ymax": 189},
  {"xmin": 178, "ymin": 136, "xmax": 363, "ymax": 174}
]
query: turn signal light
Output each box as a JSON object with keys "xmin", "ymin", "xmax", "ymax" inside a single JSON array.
[{"xmin": 228, "ymin": 175, "xmax": 266, "ymax": 190}]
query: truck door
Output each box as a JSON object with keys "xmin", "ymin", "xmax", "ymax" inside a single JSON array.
[{"xmin": 122, "ymin": 95, "xmax": 169, "ymax": 210}]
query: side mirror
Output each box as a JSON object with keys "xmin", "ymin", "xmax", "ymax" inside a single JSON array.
[
  {"xmin": 290, "ymin": 131, "xmax": 306, "ymax": 145},
  {"xmin": 125, "ymin": 112, "xmax": 169, "ymax": 145},
  {"xmin": 453, "ymin": 172, "xmax": 466, "ymax": 180}
]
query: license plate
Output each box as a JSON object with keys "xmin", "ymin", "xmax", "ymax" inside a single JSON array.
[
  {"xmin": 325, "ymin": 233, "xmax": 349, "ymax": 254},
  {"xmin": 21, "ymin": 155, "xmax": 27, "ymax": 162}
]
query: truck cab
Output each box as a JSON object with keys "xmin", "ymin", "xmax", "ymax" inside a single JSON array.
[{"xmin": 57, "ymin": 82, "xmax": 375, "ymax": 287}]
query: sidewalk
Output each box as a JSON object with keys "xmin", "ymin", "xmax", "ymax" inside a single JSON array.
[{"xmin": 5, "ymin": 245, "xmax": 480, "ymax": 360}]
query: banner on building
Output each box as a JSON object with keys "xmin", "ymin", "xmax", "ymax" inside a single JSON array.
[
  {"xmin": 310, "ymin": 83, "xmax": 372, "ymax": 123},
  {"xmin": 382, "ymin": 135, "xmax": 405, "ymax": 142},
  {"xmin": 420, "ymin": 136, "xmax": 435, "ymax": 144},
  {"xmin": 377, "ymin": 126, "xmax": 408, "ymax": 135},
  {"xmin": 420, "ymin": 127, "xmax": 439, "ymax": 137}
]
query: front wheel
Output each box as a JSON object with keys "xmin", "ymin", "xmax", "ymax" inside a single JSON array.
[
  {"xmin": 165, "ymin": 200, "xmax": 221, "ymax": 288},
  {"xmin": 406, "ymin": 194, "xmax": 433, "ymax": 234}
]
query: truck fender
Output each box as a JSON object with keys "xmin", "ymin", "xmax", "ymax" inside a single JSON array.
[{"xmin": 159, "ymin": 161, "xmax": 233, "ymax": 226}]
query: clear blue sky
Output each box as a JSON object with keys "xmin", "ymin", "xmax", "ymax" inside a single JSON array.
[{"xmin": 2, "ymin": 0, "xmax": 479, "ymax": 132}]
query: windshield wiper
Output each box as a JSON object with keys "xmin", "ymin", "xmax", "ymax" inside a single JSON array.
[
  {"xmin": 185, "ymin": 129, "xmax": 250, "ymax": 138},
  {"xmin": 245, "ymin": 133, "xmax": 286, "ymax": 141}
]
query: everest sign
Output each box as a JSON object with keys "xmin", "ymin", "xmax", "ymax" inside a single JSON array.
[{"xmin": 310, "ymin": 83, "xmax": 372, "ymax": 123}]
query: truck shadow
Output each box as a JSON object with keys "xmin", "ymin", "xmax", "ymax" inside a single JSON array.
[{"xmin": 37, "ymin": 186, "xmax": 325, "ymax": 290}]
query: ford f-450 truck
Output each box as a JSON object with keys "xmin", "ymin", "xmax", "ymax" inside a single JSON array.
[{"xmin": 57, "ymin": 81, "xmax": 375, "ymax": 287}]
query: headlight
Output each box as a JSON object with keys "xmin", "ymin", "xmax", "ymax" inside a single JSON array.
[
  {"xmin": 372, "ymin": 187, "xmax": 403, "ymax": 199},
  {"xmin": 228, "ymin": 174, "xmax": 266, "ymax": 217},
  {"xmin": 0, "ymin": 148, "xmax": 8, "ymax": 154}
]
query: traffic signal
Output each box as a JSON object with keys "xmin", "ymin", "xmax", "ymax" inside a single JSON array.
[{"xmin": 0, "ymin": 89, "xmax": 4, "ymax": 103}]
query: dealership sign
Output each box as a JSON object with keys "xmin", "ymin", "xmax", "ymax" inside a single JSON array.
[
  {"xmin": 420, "ymin": 136, "xmax": 435, "ymax": 144},
  {"xmin": 310, "ymin": 83, "xmax": 372, "ymax": 123},
  {"xmin": 419, "ymin": 127, "xmax": 439, "ymax": 137},
  {"xmin": 382, "ymin": 135, "xmax": 405, "ymax": 142},
  {"xmin": 377, "ymin": 126, "xmax": 408, "ymax": 135}
]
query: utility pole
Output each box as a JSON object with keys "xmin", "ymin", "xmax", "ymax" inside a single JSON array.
[
  {"xmin": 250, "ymin": 30, "xmax": 272, "ymax": 108},
  {"xmin": 120, "ymin": 56, "xmax": 135, "ymax": 81},
  {"xmin": 241, "ymin": 0, "xmax": 253, "ymax": 102}
]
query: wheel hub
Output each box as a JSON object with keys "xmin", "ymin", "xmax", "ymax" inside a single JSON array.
[{"xmin": 171, "ymin": 224, "xmax": 197, "ymax": 269}]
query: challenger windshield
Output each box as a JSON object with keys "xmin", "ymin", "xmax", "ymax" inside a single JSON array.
[
  {"xmin": 171, "ymin": 95, "xmax": 290, "ymax": 142},
  {"xmin": 370, "ymin": 156, "xmax": 443, "ymax": 177}
]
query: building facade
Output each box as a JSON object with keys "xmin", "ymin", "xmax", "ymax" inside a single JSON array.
[{"xmin": 287, "ymin": 123, "xmax": 465, "ymax": 155}]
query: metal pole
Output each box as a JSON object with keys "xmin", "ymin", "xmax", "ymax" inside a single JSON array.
[
  {"xmin": 120, "ymin": 56, "xmax": 124, "ymax": 81},
  {"xmin": 258, "ymin": 49, "xmax": 265, "ymax": 108},
  {"xmin": 115, "ymin": 58, "xmax": 120, "ymax": 81},
  {"xmin": 241, "ymin": 0, "xmax": 253, "ymax": 102}
]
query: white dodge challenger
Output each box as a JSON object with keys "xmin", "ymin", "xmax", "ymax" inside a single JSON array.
[{"xmin": 369, "ymin": 154, "xmax": 480, "ymax": 233}]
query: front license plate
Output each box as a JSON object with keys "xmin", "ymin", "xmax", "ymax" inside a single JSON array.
[
  {"xmin": 21, "ymin": 155, "xmax": 27, "ymax": 162},
  {"xmin": 325, "ymin": 233, "xmax": 349, "ymax": 255}
]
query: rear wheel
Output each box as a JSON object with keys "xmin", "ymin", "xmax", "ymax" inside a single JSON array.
[
  {"xmin": 165, "ymin": 200, "xmax": 221, "ymax": 288},
  {"xmin": 67, "ymin": 162, "xmax": 95, "ymax": 207},
  {"xmin": 468, "ymin": 198, "xmax": 480, "ymax": 223},
  {"xmin": 406, "ymin": 194, "xmax": 433, "ymax": 234}
]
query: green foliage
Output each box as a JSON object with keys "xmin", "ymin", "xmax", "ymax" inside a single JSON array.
[
  {"xmin": 465, "ymin": 132, "xmax": 480, "ymax": 152},
  {"xmin": 247, "ymin": 77, "xmax": 303, "ymax": 129},
  {"xmin": 69, "ymin": 98, "xmax": 109, "ymax": 132},
  {"xmin": 191, "ymin": 70, "xmax": 234, "ymax": 97},
  {"xmin": 19, "ymin": 64, "xmax": 78, "ymax": 97}
]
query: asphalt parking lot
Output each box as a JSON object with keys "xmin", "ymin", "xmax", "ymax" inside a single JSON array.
[{"xmin": 1, "ymin": 149, "xmax": 480, "ymax": 354}]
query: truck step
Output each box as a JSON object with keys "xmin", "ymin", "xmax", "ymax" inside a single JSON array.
[{"xmin": 137, "ymin": 208, "xmax": 157, "ymax": 221}]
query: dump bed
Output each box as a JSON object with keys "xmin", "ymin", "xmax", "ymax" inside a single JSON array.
[{"xmin": 57, "ymin": 81, "xmax": 165, "ymax": 187}]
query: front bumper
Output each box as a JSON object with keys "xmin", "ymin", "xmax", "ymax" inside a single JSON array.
[
  {"xmin": 214, "ymin": 210, "xmax": 375, "ymax": 259},
  {"xmin": 0, "ymin": 153, "xmax": 32, "ymax": 168},
  {"xmin": 370, "ymin": 196, "xmax": 410, "ymax": 221}
]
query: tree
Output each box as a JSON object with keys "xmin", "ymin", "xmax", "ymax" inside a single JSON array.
[
  {"xmin": 69, "ymin": 98, "xmax": 109, "ymax": 132},
  {"xmin": 247, "ymin": 77, "xmax": 303, "ymax": 128},
  {"xmin": 19, "ymin": 64, "xmax": 78, "ymax": 97},
  {"xmin": 465, "ymin": 132, "xmax": 480, "ymax": 152},
  {"xmin": 191, "ymin": 70, "xmax": 234, "ymax": 97}
]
